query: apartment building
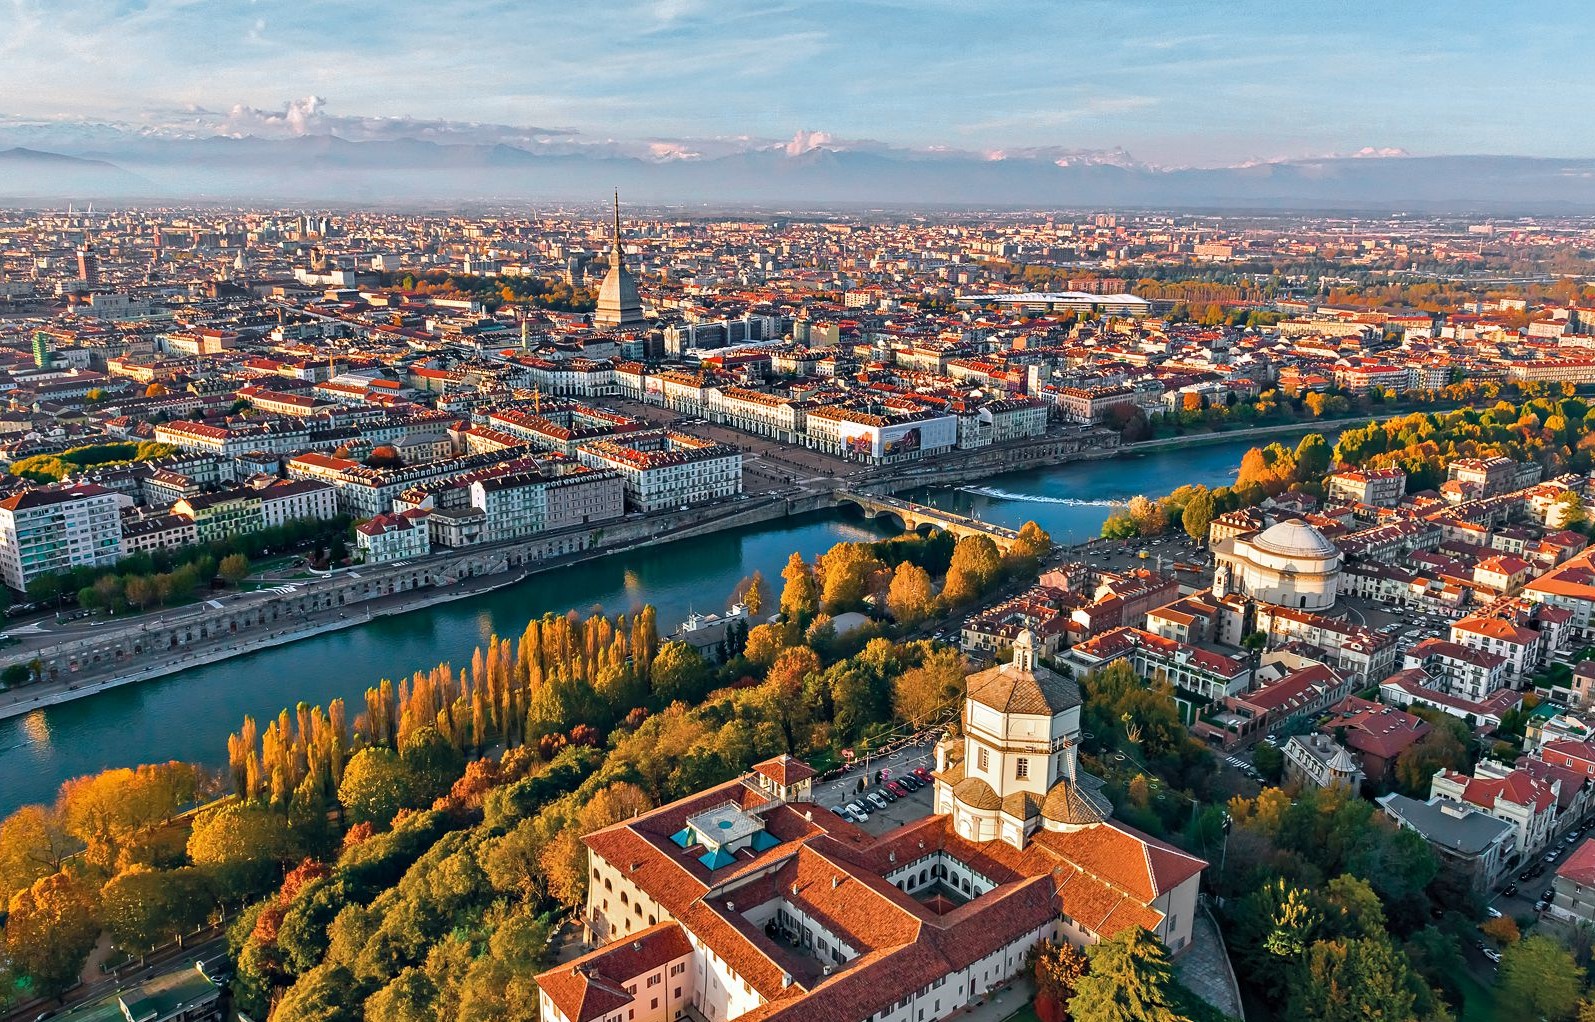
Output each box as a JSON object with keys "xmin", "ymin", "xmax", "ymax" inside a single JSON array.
[
  {"xmin": 576, "ymin": 430, "xmax": 742, "ymax": 513},
  {"xmin": 0, "ymin": 484, "xmax": 124, "ymax": 592}
]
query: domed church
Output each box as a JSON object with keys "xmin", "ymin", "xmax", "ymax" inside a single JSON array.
[
  {"xmin": 934, "ymin": 630, "xmax": 1114, "ymax": 849},
  {"xmin": 1211, "ymin": 517, "xmax": 1342, "ymax": 611},
  {"xmin": 593, "ymin": 192, "xmax": 646, "ymax": 330}
]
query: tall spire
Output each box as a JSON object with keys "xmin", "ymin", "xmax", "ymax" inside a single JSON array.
[{"xmin": 611, "ymin": 190, "xmax": 623, "ymax": 268}]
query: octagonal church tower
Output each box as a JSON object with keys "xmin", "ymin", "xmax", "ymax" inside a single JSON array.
[{"xmin": 933, "ymin": 629, "xmax": 1113, "ymax": 849}]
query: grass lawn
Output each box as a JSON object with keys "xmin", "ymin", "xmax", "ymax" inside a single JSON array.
[{"xmin": 1455, "ymin": 970, "xmax": 1498, "ymax": 1022}]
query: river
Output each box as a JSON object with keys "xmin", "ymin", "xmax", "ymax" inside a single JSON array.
[{"xmin": 0, "ymin": 437, "xmax": 1260, "ymax": 816}]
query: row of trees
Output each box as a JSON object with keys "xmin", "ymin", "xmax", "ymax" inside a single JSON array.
[
  {"xmin": 8, "ymin": 440, "xmax": 177, "ymax": 484},
  {"xmin": 23, "ymin": 514, "xmax": 353, "ymax": 608},
  {"xmin": 776, "ymin": 524, "xmax": 1051, "ymax": 628},
  {"xmin": 388, "ymin": 270, "xmax": 596, "ymax": 314}
]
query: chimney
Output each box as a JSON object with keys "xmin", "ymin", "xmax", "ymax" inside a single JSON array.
[
  {"xmin": 832, "ymin": 875, "xmax": 842, "ymax": 889},
  {"xmin": 633, "ymin": 941, "xmax": 642, "ymax": 951}
]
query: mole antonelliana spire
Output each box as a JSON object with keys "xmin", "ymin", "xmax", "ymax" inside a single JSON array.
[{"xmin": 594, "ymin": 191, "xmax": 645, "ymax": 330}]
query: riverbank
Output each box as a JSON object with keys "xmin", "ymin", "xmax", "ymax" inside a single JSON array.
[
  {"xmin": 0, "ymin": 566, "xmax": 534, "ymax": 722},
  {"xmin": 0, "ymin": 412, "xmax": 1376, "ymax": 724}
]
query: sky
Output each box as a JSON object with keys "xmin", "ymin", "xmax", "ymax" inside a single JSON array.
[{"xmin": 2, "ymin": 0, "xmax": 1592, "ymax": 167}]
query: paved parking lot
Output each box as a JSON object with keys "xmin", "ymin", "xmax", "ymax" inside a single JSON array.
[{"xmin": 813, "ymin": 740, "xmax": 938, "ymax": 836}]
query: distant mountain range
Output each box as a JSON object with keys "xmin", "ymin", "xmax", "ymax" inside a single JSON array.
[{"xmin": 3, "ymin": 133, "xmax": 1594, "ymax": 211}]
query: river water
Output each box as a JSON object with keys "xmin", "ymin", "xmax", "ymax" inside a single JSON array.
[{"xmin": 0, "ymin": 438, "xmax": 1257, "ymax": 816}]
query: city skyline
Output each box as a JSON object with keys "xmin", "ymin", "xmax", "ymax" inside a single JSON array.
[{"xmin": 3, "ymin": 0, "xmax": 1594, "ymax": 168}]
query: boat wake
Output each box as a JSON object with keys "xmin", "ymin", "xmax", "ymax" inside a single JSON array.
[{"xmin": 959, "ymin": 486, "xmax": 1127, "ymax": 508}]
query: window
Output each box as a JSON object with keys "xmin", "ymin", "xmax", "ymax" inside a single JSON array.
[
  {"xmin": 977, "ymin": 747, "xmax": 989, "ymax": 772},
  {"xmin": 1015, "ymin": 757, "xmax": 1029, "ymax": 780}
]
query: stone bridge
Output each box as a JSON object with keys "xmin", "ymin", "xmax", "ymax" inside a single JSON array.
[{"xmin": 834, "ymin": 491, "xmax": 1022, "ymax": 551}]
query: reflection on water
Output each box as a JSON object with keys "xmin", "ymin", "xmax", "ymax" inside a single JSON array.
[{"xmin": 19, "ymin": 710, "xmax": 50, "ymax": 749}]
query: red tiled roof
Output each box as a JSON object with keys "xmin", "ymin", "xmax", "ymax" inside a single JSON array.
[{"xmin": 535, "ymin": 922, "xmax": 694, "ymax": 1022}]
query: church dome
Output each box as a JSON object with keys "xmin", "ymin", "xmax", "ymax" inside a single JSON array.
[
  {"xmin": 952, "ymin": 776, "xmax": 1002, "ymax": 812},
  {"xmin": 1040, "ymin": 781, "xmax": 1113, "ymax": 828},
  {"xmin": 1252, "ymin": 519, "xmax": 1338, "ymax": 561},
  {"xmin": 965, "ymin": 658, "xmax": 1080, "ymax": 717}
]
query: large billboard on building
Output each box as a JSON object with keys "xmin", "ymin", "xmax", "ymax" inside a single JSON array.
[{"xmin": 840, "ymin": 415, "xmax": 957, "ymax": 459}]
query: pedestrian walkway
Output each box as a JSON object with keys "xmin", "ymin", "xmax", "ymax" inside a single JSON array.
[{"xmin": 1175, "ymin": 903, "xmax": 1244, "ymax": 1020}]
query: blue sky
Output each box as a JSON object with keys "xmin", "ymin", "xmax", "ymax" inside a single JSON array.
[{"xmin": 2, "ymin": 0, "xmax": 1590, "ymax": 165}]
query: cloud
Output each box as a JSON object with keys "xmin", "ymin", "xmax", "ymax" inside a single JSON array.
[
  {"xmin": 785, "ymin": 129, "xmax": 833, "ymax": 156},
  {"xmin": 177, "ymin": 97, "xmax": 582, "ymax": 147}
]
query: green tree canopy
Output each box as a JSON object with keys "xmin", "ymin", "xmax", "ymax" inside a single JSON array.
[{"xmin": 1069, "ymin": 927, "xmax": 1193, "ymax": 1022}]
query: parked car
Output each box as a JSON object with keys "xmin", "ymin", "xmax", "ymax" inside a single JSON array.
[
  {"xmin": 1518, "ymin": 870, "xmax": 1534, "ymax": 882},
  {"xmin": 829, "ymin": 806, "xmax": 848, "ymax": 818},
  {"xmin": 844, "ymin": 801, "xmax": 869, "ymax": 821},
  {"xmin": 886, "ymin": 781, "xmax": 909, "ymax": 798},
  {"xmin": 896, "ymin": 776, "xmax": 920, "ymax": 792},
  {"xmin": 866, "ymin": 792, "xmax": 889, "ymax": 811},
  {"xmin": 876, "ymin": 786, "xmax": 898, "ymax": 802},
  {"xmin": 1484, "ymin": 948, "xmax": 1502, "ymax": 963},
  {"xmin": 1485, "ymin": 906, "xmax": 1503, "ymax": 919},
  {"xmin": 912, "ymin": 767, "xmax": 932, "ymax": 782},
  {"xmin": 1536, "ymin": 899, "xmax": 1550, "ymax": 912},
  {"xmin": 1503, "ymin": 883, "xmax": 1519, "ymax": 897},
  {"xmin": 1542, "ymin": 889, "xmax": 1556, "ymax": 902}
]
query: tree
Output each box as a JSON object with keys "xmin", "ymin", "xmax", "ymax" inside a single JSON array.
[
  {"xmin": 337, "ymin": 747, "xmax": 417, "ymax": 830},
  {"xmin": 124, "ymin": 574, "xmax": 155, "ymax": 611},
  {"xmin": 1481, "ymin": 915, "xmax": 1520, "ymax": 946},
  {"xmin": 399, "ymin": 725, "xmax": 465, "ymax": 806},
  {"xmin": 779, "ymin": 552, "xmax": 818, "ymax": 624},
  {"xmin": 742, "ymin": 623, "xmax": 791, "ymax": 669},
  {"xmin": 886, "ymin": 561, "xmax": 934, "ymax": 624},
  {"xmin": 1008, "ymin": 521, "xmax": 1052, "ymax": 571},
  {"xmin": 0, "ymin": 805, "xmax": 73, "ymax": 903},
  {"xmin": 273, "ymin": 963, "xmax": 366, "ymax": 1022},
  {"xmin": 219, "ymin": 553, "xmax": 250, "ymax": 585},
  {"xmin": 26, "ymin": 572, "xmax": 62, "ymax": 606},
  {"xmin": 817, "ymin": 542, "xmax": 878, "ymax": 613},
  {"xmin": 100, "ymin": 865, "xmax": 213, "ymax": 952},
  {"xmin": 1498, "ymin": 935, "xmax": 1583, "ymax": 1022},
  {"xmin": 1126, "ymin": 495, "xmax": 1168, "ymax": 538},
  {"xmin": 1033, "ymin": 940, "xmax": 1090, "ymax": 1022},
  {"xmin": 1394, "ymin": 726, "xmax": 1468, "ymax": 796},
  {"xmin": 1294, "ymin": 433, "xmax": 1332, "ymax": 481},
  {"xmin": 892, "ymin": 646, "xmax": 965, "ymax": 725},
  {"xmin": 1068, "ymin": 927, "xmax": 1192, "ymax": 1022},
  {"xmin": 4, "ymin": 872, "xmax": 100, "ymax": 1001},
  {"xmin": 1251, "ymin": 742, "xmax": 1284, "ymax": 784},
  {"xmin": 144, "ymin": 382, "xmax": 169, "ymax": 397},
  {"xmin": 187, "ymin": 800, "xmax": 300, "ymax": 899},
  {"xmin": 1181, "ymin": 488, "xmax": 1215, "ymax": 543},
  {"xmin": 1286, "ymin": 936, "xmax": 1420, "ymax": 1022},
  {"xmin": 1100, "ymin": 512, "xmax": 1139, "ymax": 540},
  {"xmin": 1229, "ymin": 878, "xmax": 1322, "ymax": 979},
  {"xmin": 942, "ymin": 535, "xmax": 1002, "ymax": 605},
  {"xmin": 737, "ymin": 571, "xmax": 767, "ymax": 617},
  {"xmin": 650, "ymin": 641, "xmax": 710, "ymax": 704},
  {"xmin": 364, "ymin": 445, "xmax": 405, "ymax": 470}
]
